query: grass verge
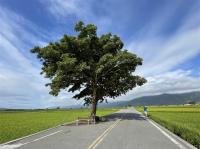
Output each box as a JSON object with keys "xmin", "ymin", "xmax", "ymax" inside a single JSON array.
[
  {"xmin": 0, "ymin": 108, "xmax": 120, "ymax": 144},
  {"xmin": 135, "ymin": 105, "xmax": 200, "ymax": 149}
]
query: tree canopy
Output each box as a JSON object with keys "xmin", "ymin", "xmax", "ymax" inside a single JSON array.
[{"xmin": 31, "ymin": 21, "xmax": 146, "ymax": 116}]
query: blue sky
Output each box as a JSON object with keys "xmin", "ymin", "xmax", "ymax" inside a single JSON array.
[{"xmin": 0, "ymin": 0, "xmax": 200, "ymax": 108}]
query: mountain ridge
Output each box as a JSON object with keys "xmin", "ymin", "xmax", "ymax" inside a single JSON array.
[{"xmin": 99, "ymin": 91, "xmax": 200, "ymax": 107}]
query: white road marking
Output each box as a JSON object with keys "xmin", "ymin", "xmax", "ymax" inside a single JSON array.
[
  {"xmin": 0, "ymin": 130, "xmax": 62, "ymax": 149},
  {"xmin": 92, "ymin": 120, "xmax": 121, "ymax": 149},
  {"xmin": 87, "ymin": 119, "xmax": 121, "ymax": 149},
  {"xmin": 148, "ymin": 120, "xmax": 187, "ymax": 149},
  {"xmin": 24, "ymin": 130, "xmax": 62, "ymax": 144},
  {"xmin": 0, "ymin": 144, "xmax": 23, "ymax": 149}
]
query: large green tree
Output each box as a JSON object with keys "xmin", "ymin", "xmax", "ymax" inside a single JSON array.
[{"xmin": 31, "ymin": 21, "xmax": 146, "ymax": 117}]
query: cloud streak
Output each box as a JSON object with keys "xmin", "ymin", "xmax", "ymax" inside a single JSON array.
[
  {"xmin": 0, "ymin": 5, "xmax": 77, "ymax": 108},
  {"xmin": 129, "ymin": 26, "xmax": 200, "ymax": 76},
  {"xmin": 127, "ymin": 1, "xmax": 200, "ymax": 76},
  {"xmin": 124, "ymin": 70, "xmax": 200, "ymax": 100},
  {"xmin": 39, "ymin": 0, "xmax": 113, "ymax": 34}
]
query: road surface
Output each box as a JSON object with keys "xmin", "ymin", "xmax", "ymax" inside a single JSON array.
[{"xmin": 0, "ymin": 109, "xmax": 197, "ymax": 149}]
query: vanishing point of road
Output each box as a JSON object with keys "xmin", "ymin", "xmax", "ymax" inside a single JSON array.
[{"xmin": 0, "ymin": 108, "xmax": 197, "ymax": 149}]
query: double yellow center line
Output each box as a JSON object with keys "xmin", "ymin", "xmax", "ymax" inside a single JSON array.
[{"xmin": 87, "ymin": 119, "xmax": 121, "ymax": 149}]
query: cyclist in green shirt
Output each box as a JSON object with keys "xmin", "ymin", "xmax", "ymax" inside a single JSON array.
[{"xmin": 144, "ymin": 106, "xmax": 148, "ymax": 117}]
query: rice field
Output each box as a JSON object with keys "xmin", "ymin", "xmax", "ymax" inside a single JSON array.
[
  {"xmin": 135, "ymin": 105, "xmax": 200, "ymax": 148},
  {"xmin": 0, "ymin": 108, "xmax": 119, "ymax": 144}
]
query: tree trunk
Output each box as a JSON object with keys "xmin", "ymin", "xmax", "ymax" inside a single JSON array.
[
  {"xmin": 90, "ymin": 99, "xmax": 97, "ymax": 118},
  {"xmin": 90, "ymin": 84, "xmax": 97, "ymax": 118}
]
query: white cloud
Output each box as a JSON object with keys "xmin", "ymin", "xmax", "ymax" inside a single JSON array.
[
  {"xmin": 128, "ymin": 26, "xmax": 200, "ymax": 76},
  {"xmin": 43, "ymin": 0, "xmax": 90, "ymax": 17},
  {"xmin": 127, "ymin": 2, "xmax": 200, "ymax": 76},
  {"xmin": 122, "ymin": 2, "xmax": 200, "ymax": 100},
  {"xmin": 120, "ymin": 70, "xmax": 200, "ymax": 100},
  {"xmin": 40, "ymin": 0, "xmax": 112, "ymax": 33},
  {"xmin": 0, "ymin": 6, "xmax": 77, "ymax": 108}
]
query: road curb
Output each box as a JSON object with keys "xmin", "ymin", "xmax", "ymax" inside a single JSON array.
[
  {"xmin": 147, "ymin": 119, "xmax": 197, "ymax": 149},
  {"xmin": 0, "ymin": 110, "xmax": 121, "ymax": 146},
  {"xmin": 134, "ymin": 108, "xmax": 197, "ymax": 149},
  {"xmin": 0, "ymin": 120, "xmax": 76, "ymax": 146}
]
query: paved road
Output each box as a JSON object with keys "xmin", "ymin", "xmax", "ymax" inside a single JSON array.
[{"xmin": 0, "ymin": 109, "xmax": 197, "ymax": 149}]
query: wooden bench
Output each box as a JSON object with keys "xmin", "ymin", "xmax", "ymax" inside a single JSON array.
[{"xmin": 76, "ymin": 117, "xmax": 96, "ymax": 125}]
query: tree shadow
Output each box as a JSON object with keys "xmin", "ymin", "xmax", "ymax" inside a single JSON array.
[
  {"xmin": 101, "ymin": 112, "xmax": 147, "ymax": 122},
  {"xmin": 64, "ymin": 112, "xmax": 146, "ymax": 126}
]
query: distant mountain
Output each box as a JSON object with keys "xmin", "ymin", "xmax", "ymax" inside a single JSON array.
[
  {"xmin": 2, "ymin": 91, "xmax": 199, "ymax": 110},
  {"xmin": 97, "ymin": 91, "xmax": 200, "ymax": 107},
  {"xmin": 98, "ymin": 101, "xmax": 128, "ymax": 108},
  {"xmin": 0, "ymin": 108, "xmax": 8, "ymax": 111},
  {"xmin": 127, "ymin": 91, "xmax": 200, "ymax": 106}
]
